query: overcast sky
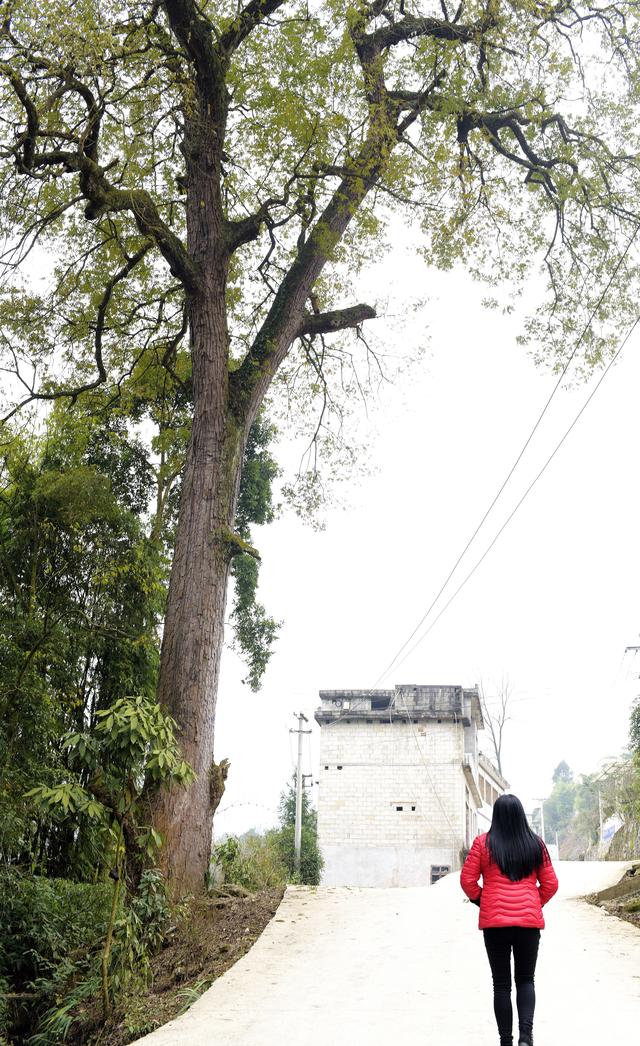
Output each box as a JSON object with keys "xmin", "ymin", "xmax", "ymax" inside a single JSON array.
[{"xmin": 213, "ymin": 215, "xmax": 640, "ymax": 839}]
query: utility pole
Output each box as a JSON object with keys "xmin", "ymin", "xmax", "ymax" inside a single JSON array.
[
  {"xmin": 290, "ymin": 712, "xmax": 312, "ymax": 877},
  {"xmin": 534, "ymin": 797, "xmax": 546, "ymax": 843}
]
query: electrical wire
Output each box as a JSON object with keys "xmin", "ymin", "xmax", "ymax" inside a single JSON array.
[
  {"xmin": 385, "ymin": 312, "xmax": 640, "ymax": 678},
  {"xmin": 373, "ymin": 224, "xmax": 640, "ymax": 687}
]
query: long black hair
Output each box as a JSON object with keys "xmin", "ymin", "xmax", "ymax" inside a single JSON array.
[{"xmin": 486, "ymin": 794, "xmax": 547, "ymax": 880}]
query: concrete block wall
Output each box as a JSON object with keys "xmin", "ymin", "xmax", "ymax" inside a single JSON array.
[{"xmin": 317, "ymin": 718, "xmax": 467, "ymax": 886}]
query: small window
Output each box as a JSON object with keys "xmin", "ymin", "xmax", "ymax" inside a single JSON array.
[
  {"xmin": 396, "ymin": 805, "xmax": 403, "ymax": 811},
  {"xmin": 431, "ymin": 864, "xmax": 451, "ymax": 884},
  {"xmin": 337, "ymin": 764, "xmax": 343, "ymax": 770},
  {"xmin": 324, "ymin": 765, "xmax": 329, "ymax": 770},
  {"xmin": 411, "ymin": 805, "xmax": 416, "ymax": 811}
]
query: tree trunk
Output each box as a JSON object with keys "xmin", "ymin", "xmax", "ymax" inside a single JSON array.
[
  {"xmin": 151, "ymin": 88, "xmax": 242, "ymax": 895},
  {"xmin": 152, "ymin": 309, "xmax": 243, "ymax": 893}
]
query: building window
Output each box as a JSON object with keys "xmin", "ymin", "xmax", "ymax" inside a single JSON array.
[
  {"xmin": 324, "ymin": 765, "xmax": 329, "ymax": 770},
  {"xmin": 396, "ymin": 805, "xmax": 403, "ymax": 811},
  {"xmin": 431, "ymin": 865, "xmax": 451, "ymax": 884},
  {"xmin": 411, "ymin": 805, "xmax": 416, "ymax": 811},
  {"xmin": 337, "ymin": 765, "xmax": 343, "ymax": 770}
]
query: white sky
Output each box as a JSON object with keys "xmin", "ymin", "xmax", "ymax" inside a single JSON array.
[{"xmin": 213, "ymin": 215, "xmax": 640, "ymax": 838}]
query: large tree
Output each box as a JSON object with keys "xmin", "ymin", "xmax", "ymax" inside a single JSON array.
[{"xmin": 1, "ymin": 0, "xmax": 639, "ymax": 893}]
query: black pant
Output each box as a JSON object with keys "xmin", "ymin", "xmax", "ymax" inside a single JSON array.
[{"xmin": 482, "ymin": 926, "xmax": 541, "ymax": 1045}]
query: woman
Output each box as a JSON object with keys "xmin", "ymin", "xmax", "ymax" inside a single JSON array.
[{"xmin": 460, "ymin": 794, "xmax": 559, "ymax": 1046}]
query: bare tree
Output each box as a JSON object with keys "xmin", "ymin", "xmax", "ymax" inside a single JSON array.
[{"xmin": 479, "ymin": 676, "xmax": 514, "ymax": 779}]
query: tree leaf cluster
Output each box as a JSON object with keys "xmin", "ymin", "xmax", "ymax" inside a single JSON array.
[{"xmin": 230, "ymin": 411, "xmax": 282, "ymax": 690}]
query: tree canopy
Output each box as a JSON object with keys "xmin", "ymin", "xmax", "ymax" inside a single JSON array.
[{"xmin": 1, "ymin": 1, "xmax": 639, "ymax": 420}]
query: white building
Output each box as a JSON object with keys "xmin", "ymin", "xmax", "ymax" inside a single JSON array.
[{"xmin": 314, "ymin": 684, "xmax": 509, "ymax": 887}]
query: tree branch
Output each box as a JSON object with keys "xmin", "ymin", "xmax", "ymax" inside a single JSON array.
[
  {"xmin": 224, "ymin": 127, "xmax": 320, "ymax": 253},
  {"xmin": 364, "ymin": 12, "xmax": 496, "ymax": 54},
  {"xmin": 227, "ymin": 6, "xmax": 401, "ymax": 424},
  {"xmin": 218, "ymin": 0, "xmax": 289, "ymax": 55},
  {"xmin": 1, "ymin": 244, "xmax": 153, "ymax": 422},
  {"xmin": 1, "ymin": 66, "xmax": 200, "ymax": 293},
  {"xmin": 297, "ymin": 303, "xmax": 377, "ymax": 338},
  {"xmin": 228, "ymin": 122, "xmax": 392, "ymax": 426}
]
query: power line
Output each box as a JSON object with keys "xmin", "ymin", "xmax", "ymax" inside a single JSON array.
[
  {"xmin": 385, "ymin": 312, "xmax": 640, "ymax": 677},
  {"xmin": 373, "ymin": 224, "xmax": 640, "ymax": 686}
]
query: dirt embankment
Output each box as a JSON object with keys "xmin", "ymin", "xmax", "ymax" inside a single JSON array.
[
  {"xmin": 80, "ymin": 884, "xmax": 286, "ymax": 1046},
  {"xmin": 586, "ymin": 862, "xmax": 640, "ymax": 931}
]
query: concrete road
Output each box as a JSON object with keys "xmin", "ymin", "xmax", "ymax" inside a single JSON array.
[{"xmin": 134, "ymin": 861, "xmax": 640, "ymax": 1045}]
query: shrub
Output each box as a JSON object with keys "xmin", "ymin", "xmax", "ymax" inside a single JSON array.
[
  {"xmin": 0, "ymin": 870, "xmax": 112, "ymax": 1041},
  {"xmin": 210, "ymin": 832, "xmax": 287, "ymax": 891},
  {"xmin": 0, "ymin": 867, "xmax": 179, "ymax": 1044}
]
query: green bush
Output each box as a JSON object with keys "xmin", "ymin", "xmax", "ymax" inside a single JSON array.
[
  {"xmin": 0, "ymin": 870, "xmax": 112, "ymax": 1040},
  {"xmin": 273, "ymin": 823, "xmax": 323, "ymax": 886},
  {"xmin": 0, "ymin": 868, "xmax": 179, "ymax": 1044},
  {"xmin": 210, "ymin": 776, "xmax": 324, "ymax": 892},
  {"xmin": 0, "ymin": 870, "xmax": 112, "ymax": 988},
  {"xmin": 243, "ymin": 831, "xmax": 290, "ymax": 887},
  {"xmin": 109, "ymin": 869, "xmax": 175, "ymax": 996},
  {"xmin": 210, "ymin": 832, "xmax": 287, "ymax": 891},
  {"xmin": 275, "ymin": 775, "xmax": 324, "ymax": 885}
]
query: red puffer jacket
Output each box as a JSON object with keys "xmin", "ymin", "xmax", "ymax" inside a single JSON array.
[{"xmin": 460, "ymin": 832, "xmax": 559, "ymax": 929}]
